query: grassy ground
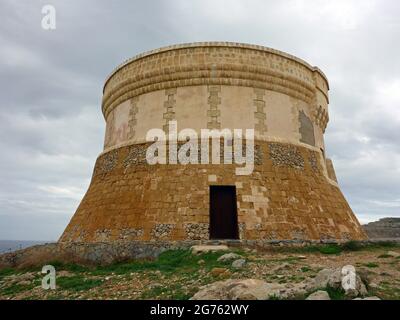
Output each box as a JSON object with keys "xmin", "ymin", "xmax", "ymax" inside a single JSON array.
[{"xmin": 0, "ymin": 242, "xmax": 399, "ymax": 300}]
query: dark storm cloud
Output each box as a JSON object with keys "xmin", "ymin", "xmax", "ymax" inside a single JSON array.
[{"xmin": 0, "ymin": 0, "xmax": 399, "ymax": 239}]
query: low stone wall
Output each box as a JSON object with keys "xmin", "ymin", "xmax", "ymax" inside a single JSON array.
[{"xmin": 2, "ymin": 239, "xmax": 399, "ymax": 271}]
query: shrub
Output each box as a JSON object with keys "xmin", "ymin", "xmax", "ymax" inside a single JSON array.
[
  {"xmin": 341, "ymin": 241, "xmax": 363, "ymax": 252},
  {"xmin": 318, "ymin": 245, "xmax": 342, "ymax": 255}
]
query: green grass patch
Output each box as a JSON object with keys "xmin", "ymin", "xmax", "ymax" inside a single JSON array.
[
  {"xmin": 1, "ymin": 278, "xmax": 40, "ymax": 296},
  {"xmin": 46, "ymin": 261, "xmax": 89, "ymax": 273},
  {"xmin": 300, "ymin": 266, "xmax": 311, "ymax": 273},
  {"xmin": 364, "ymin": 262, "xmax": 379, "ymax": 268},
  {"xmin": 318, "ymin": 245, "xmax": 342, "ymax": 255},
  {"xmin": 140, "ymin": 282, "xmax": 193, "ymax": 300},
  {"xmin": 341, "ymin": 241, "xmax": 363, "ymax": 251},
  {"xmin": 57, "ymin": 275, "xmax": 103, "ymax": 291},
  {"xmin": 326, "ymin": 286, "xmax": 346, "ymax": 300},
  {"xmin": 91, "ymin": 249, "xmax": 232, "ymax": 276},
  {"xmin": 268, "ymin": 241, "xmax": 400, "ymax": 256},
  {"xmin": 0, "ymin": 268, "xmax": 17, "ymax": 280}
]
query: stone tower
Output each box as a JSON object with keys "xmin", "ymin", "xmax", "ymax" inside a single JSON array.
[{"xmin": 60, "ymin": 42, "xmax": 367, "ymax": 243}]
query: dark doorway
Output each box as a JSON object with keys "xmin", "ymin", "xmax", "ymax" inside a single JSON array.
[{"xmin": 209, "ymin": 186, "xmax": 239, "ymax": 240}]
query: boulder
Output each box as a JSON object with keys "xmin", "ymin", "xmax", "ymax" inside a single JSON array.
[
  {"xmin": 191, "ymin": 279, "xmax": 309, "ymax": 300},
  {"xmin": 217, "ymin": 253, "xmax": 242, "ymax": 262},
  {"xmin": 191, "ymin": 245, "xmax": 229, "ymax": 255},
  {"xmin": 353, "ymin": 296, "xmax": 381, "ymax": 300},
  {"xmin": 312, "ymin": 267, "xmax": 368, "ymax": 298},
  {"xmin": 306, "ymin": 290, "xmax": 331, "ymax": 300},
  {"xmin": 232, "ymin": 259, "xmax": 246, "ymax": 269},
  {"xmin": 210, "ymin": 267, "xmax": 230, "ymax": 277}
]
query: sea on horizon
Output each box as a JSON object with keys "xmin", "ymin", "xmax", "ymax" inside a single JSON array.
[{"xmin": 0, "ymin": 240, "xmax": 52, "ymax": 254}]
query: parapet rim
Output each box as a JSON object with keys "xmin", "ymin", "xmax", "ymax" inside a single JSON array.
[{"xmin": 103, "ymin": 41, "xmax": 329, "ymax": 93}]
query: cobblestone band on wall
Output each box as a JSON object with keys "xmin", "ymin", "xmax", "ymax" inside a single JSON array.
[{"xmin": 60, "ymin": 141, "xmax": 366, "ymax": 242}]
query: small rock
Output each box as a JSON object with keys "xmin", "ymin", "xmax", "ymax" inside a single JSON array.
[
  {"xmin": 386, "ymin": 251, "xmax": 400, "ymax": 258},
  {"xmin": 217, "ymin": 253, "xmax": 242, "ymax": 262},
  {"xmin": 191, "ymin": 245, "xmax": 229, "ymax": 255},
  {"xmin": 148, "ymin": 283, "xmax": 162, "ymax": 290},
  {"xmin": 353, "ymin": 296, "xmax": 381, "ymax": 300},
  {"xmin": 198, "ymin": 259, "xmax": 205, "ymax": 265},
  {"xmin": 306, "ymin": 290, "xmax": 331, "ymax": 300},
  {"xmin": 369, "ymin": 282, "xmax": 379, "ymax": 289},
  {"xmin": 58, "ymin": 271, "xmax": 73, "ymax": 277},
  {"xmin": 232, "ymin": 259, "xmax": 246, "ymax": 269},
  {"xmin": 191, "ymin": 279, "xmax": 309, "ymax": 300},
  {"xmin": 297, "ymin": 255, "xmax": 307, "ymax": 260},
  {"xmin": 271, "ymin": 263, "xmax": 290, "ymax": 273},
  {"xmin": 210, "ymin": 267, "xmax": 230, "ymax": 277}
]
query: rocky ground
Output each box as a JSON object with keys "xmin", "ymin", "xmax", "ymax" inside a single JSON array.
[
  {"xmin": 0, "ymin": 242, "xmax": 400, "ymax": 300},
  {"xmin": 363, "ymin": 218, "xmax": 400, "ymax": 239}
]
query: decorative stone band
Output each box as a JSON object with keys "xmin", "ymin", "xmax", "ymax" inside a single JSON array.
[
  {"xmin": 102, "ymin": 66, "xmax": 317, "ymax": 119},
  {"xmin": 94, "ymin": 138, "xmax": 338, "ymax": 187},
  {"xmin": 101, "ymin": 43, "xmax": 329, "ymax": 119}
]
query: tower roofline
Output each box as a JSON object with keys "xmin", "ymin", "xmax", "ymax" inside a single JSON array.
[{"xmin": 103, "ymin": 41, "xmax": 329, "ymax": 93}]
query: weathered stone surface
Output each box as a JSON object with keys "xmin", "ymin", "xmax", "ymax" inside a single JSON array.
[
  {"xmin": 210, "ymin": 268, "xmax": 230, "ymax": 277},
  {"xmin": 306, "ymin": 290, "xmax": 331, "ymax": 300},
  {"xmin": 363, "ymin": 218, "xmax": 400, "ymax": 239},
  {"xmin": 386, "ymin": 251, "xmax": 400, "ymax": 258},
  {"xmin": 231, "ymin": 259, "xmax": 246, "ymax": 269},
  {"xmin": 299, "ymin": 110, "xmax": 315, "ymax": 147},
  {"xmin": 353, "ymin": 297, "xmax": 381, "ymax": 300},
  {"xmin": 191, "ymin": 245, "xmax": 229, "ymax": 255},
  {"xmin": 217, "ymin": 253, "xmax": 242, "ymax": 262},
  {"xmin": 191, "ymin": 279, "xmax": 310, "ymax": 300},
  {"xmin": 312, "ymin": 267, "xmax": 368, "ymax": 298},
  {"xmin": 0, "ymin": 241, "xmax": 193, "ymax": 270}
]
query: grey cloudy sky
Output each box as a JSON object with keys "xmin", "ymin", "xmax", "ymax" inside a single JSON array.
[{"xmin": 0, "ymin": 0, "xmax": 399, "ymax": 240}]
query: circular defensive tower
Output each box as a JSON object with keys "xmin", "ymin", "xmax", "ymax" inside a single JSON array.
[{"xmin": 60, "ymin": 42, "xmax": 367, "ymax": 242}]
